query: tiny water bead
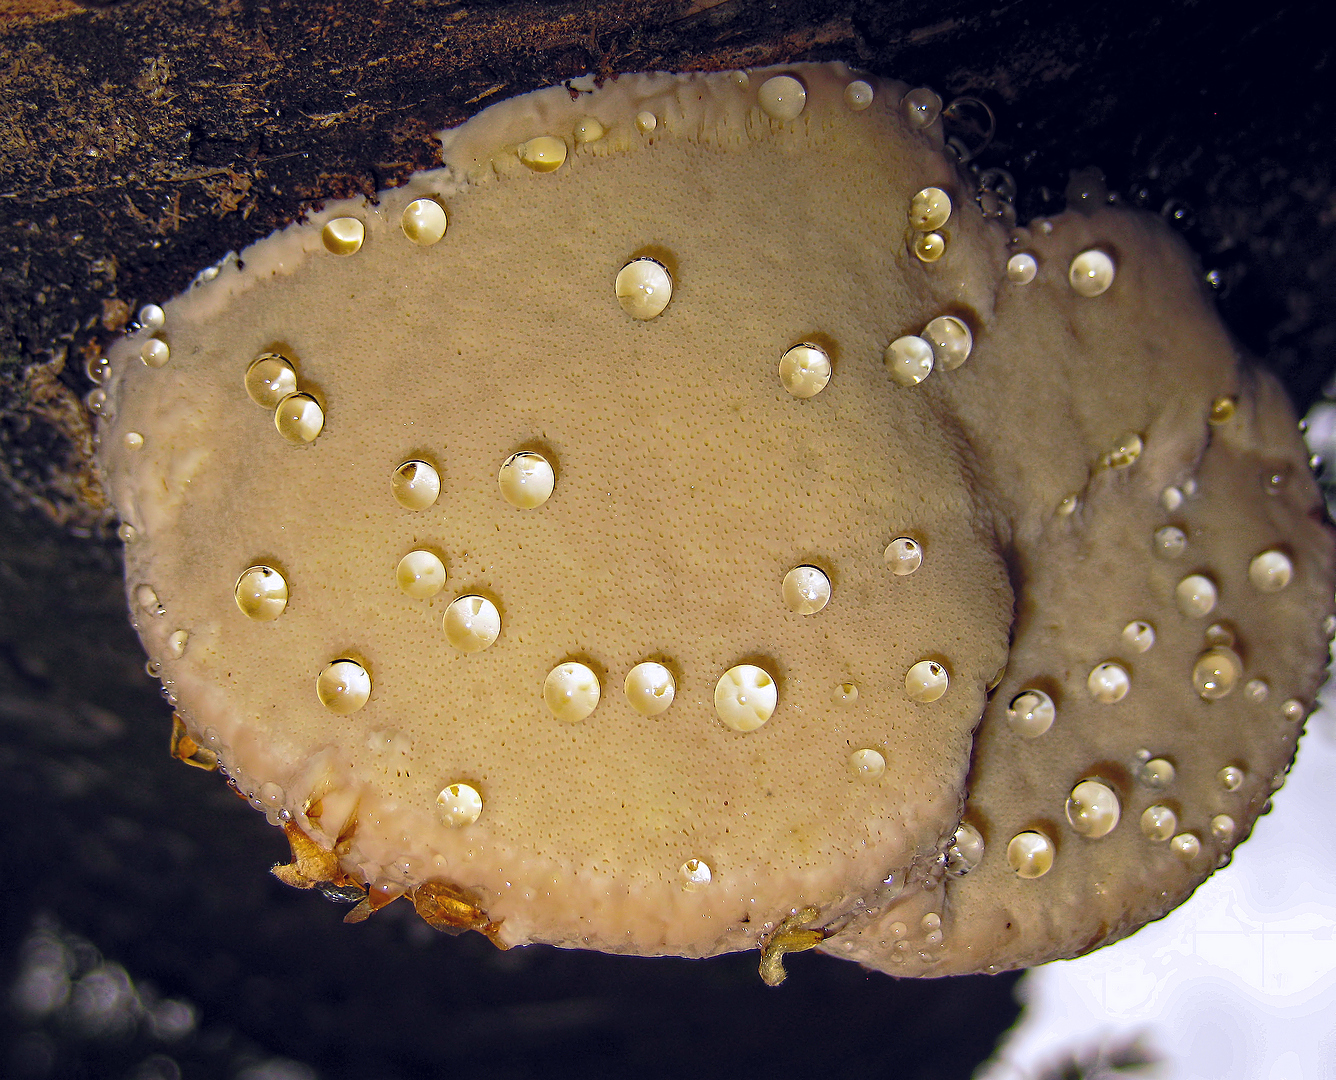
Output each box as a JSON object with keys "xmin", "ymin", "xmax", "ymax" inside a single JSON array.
[
  {"xmin": 574, "ymin": 116, "xmax": 605, "ymax": 143},
  {"xmin": 124, "ymin": 431, "xmax": 144, "ymax": 450},
  {"xmin": 1175, "ymin": 574, "xmax": 1218, "ymax": 618},
  {"xmin": 1140, "ymin": 804, "xmax": 1177, "ymax": 842},
  {"xmin": 884, "ymin": 335, "xmax": 934, "ymax": 386},
  {"xmin": 1204, "ymin": 622, "xmax": 1235, "ymax": 647},
  {"xmin": 778, "ymin": 343, "xmax": 831, "ymax": 398},
  {"xmin": 757, "ymin": 74, "xmax": 806, "ymax": 121},
  {"xmin": 401, "ymin": 198, "xmax": 448, "ymax": 246},
  {"xmin": 136, "ymin": 583, "xmax": 164, "ymax": 616},
  {"xmin": 544, "ymin": 662, "xmax": 601, "ymax": 723},
  {"xmin": 635, "ymin": 110, "xmax": 657, "ymax": 133},
  {"xmin": 624, "ymin": 662, "xmax": 675, "ymax": 716},
  {"xmin": 1121, "ymin": 620, "xmax": 1155, "ymax": 653},
  {"xmin": 316, "ymin": 659, "xmax": 371, "ymax": 714},
  {"xmin": 436, "ymin": 782, "xmax": 482, "ymax": 827},
  {"xmin": 884, "ymin": 537, "xmax": 922, "ymax": 575},
  {"xmin": 85, "ymin": 356, "xmax": 110, "ymax": 384},
  {"xmin": 714, "ymin": 664, "xmax": 777, "ymax": 732},
  {"xmin": 843, "ymin": 80, "xmax": 874, "ymax": 110},
  {"xmin": 245, "ymin": 353, "xmax": 298, "ymax": 409},
  {"xmin": 1193, "ymin": 647, "xmax": 1242, "ymax": 700},
  {"xmin": 497, "ymin": 451, "xmax": 555, "ymax": 509},
  {"xmin": 1209, "ymin": 395, "xmax": 1237, "ymax": 425},
  {"xmin": 1006, "ymin": 688, "xmax": 1055, "ymax": 738},
  {"xmin": 165, "ymin": 629, "xmax": 189, "ymax": 658},
  {"xmin": 86, "ymin": 388, "xmax": 108, "ymax": 415},
  {"xmin": 321, "ymin": 217, "xmax": 365, "ymax": 255},
  {"xmin": 1248, "ymin": 549, "xmax": 1293, "ymax": 592},
  {"xmin": 848, "ymin": 748, "xmax": 886, "ymax": 779},
  {"xmin": 391, "ymin": 459, "xmax": 441, "ymax": 511},
  {"xmin": 1170, "ymin": 833, "xmax": 1201, "ymax": 862},
  {"xmin": 274, "ymin": 392, "xmax": 324, "ymax": 443},
  {"xmin": 1065, "ymin": 779, "xmax": 1120, "ymax": 838},
  {"xmin": 443, "ymin": 595, "xmax": 501, "ymax": 654},
  {"xmin": 1283, "ymin": 698, "xmax": 1305, "ymax": 721},
  {"xmin": 1219, "ymin": 765, "xmax": 1245, "ymax": 791},
  {"xmin": 116, "ymin": 523, "xmax": 136, "ymax": 542},
  {"xmin": 1154, "ymin": 526, "xmax": 1188, "ymax": 559},
  {"xmin": 234, "ymin": 565, "xmax": 288, "ymax": 620},
  {"xmin": 518, "ymin": 135, "xmax": 567, "ymax": 172},
  {"xmin": 1136, "ymin": 757, "xmax": 1176, "ymax": 788},
  {"xmin": 1161, "ymin": 486, "xmax": 1184, "ymax": 511},
  {"xmin": 946, "ymin": 823, "xmax": 984, "ymax": 877},
  {"xmin": 1068, "ymin": 249, "xmax": 1115, "ymax": 298},
  {"xmin": 1087, "ymin": 661, "xmax": 1130, "ymax": 704},
  {"xmin": 902, "ymin": 87, "xmax": 942, "ymax": 128},
  {"xmin": 912, "ymin": 232, "xmax": 945, "ymax": 262},
  {"xmin": 615, "ymin": 257, "xmax": 673, "ymax": 320},
  {"xmin": 833, "ymin": 681, "xmax": 859, "ymax": 705},
  {"xmin": 1006, "ymin": 253, "xmax": 1037, "ymax": 284},
  {"xmin": 782, "ymin": 565, "xmax": 831, "ymax": 615},
  {"xmin": 909, "ymin": 187, "xmax": 951, "ymax": 231},
  {"xmin": 1211, "ymin": 814, "xmax": 1236, "ymax": 842},
  {"xmin": 681, "ymin": 858, "xmax": 712, "ymax": 891},
  {"xmin": 1245, "ymin": 678, "xmax": 1270, "ymax": 702},
  {"xmin": 140, "ymin": 338, "xmax": 170, "ymax": 368},
  {"xmin": 905, "ymin": 660, "xmax": 948, "ymax": 703},
  {"xmin": 1104, "ymin": 432, "xmax": 1143, "ymax": 469},
  {"xmin": 923, "ymin": 315, "xmax": 972, "ymax": 371},
  {"xmin": 396, "ymin": 550, "xmax": 446, "ymax": 599},
  {"xmin": 138, "ymin": 303, "xmax": 166, "ymax": 331},
  {"xmin": 1006, "ymin": 831, "xmax": 1054, "ymax": 878}
]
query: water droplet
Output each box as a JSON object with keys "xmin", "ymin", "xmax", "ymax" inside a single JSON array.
[
  {"xmin": 778, "ymin": 343, "xmax": 831, "ymax": 398},
  {"xmin": 923, "ymin": 315, "xmax": 972, "ymax": 371},
  {"xmin": 573, "ymin": 116, "xmax": 605, "ymax": 143},
  {"xmin": 1140, "ymin": 804, "xmax": 1177, "ymax": 842},
  {"xmin": 145, "ymin": 658, "xmax": 161, "ymax": 678},
  {"xmin": 85, "ymin": 356, "xmax": 110, "ymax": 384},
  {"xmin": 1206, "ymin": 622, "xmax": 1234, "ymax": 646},
  {"xmin": 1170, "ymin": 833, "xmax": 1201, "ymax": 862},
  {"xmin": 912, "ymin": 232, "xmax": 945, "ymax": 262},
  {"xmin": 843, "ymin": 80, "xmax": 874, "ymax": 110},
  {"xmin": 624, "ymin": 661, "xmax": 675, "ymax": 716},
  {"xmin": 258, "ymin": 782, "xmax": 284, "ymax": 810},
  {"xmin": 1218, "ymin": 765, "xmax": 1244, "ymax": 791},
  {"xmin": 1065, "ymin": 779, "xmax": 1120, "ymax": 838},
  {"xmin": 1208, "ymin": 396, "xmax": 1236, "ymax": 425},
  {"xmin": 634, "ymin": 110, "xmax": 657, "ymax": 133},
  {"xmin": 1121, "ymin": 620, "xmax": 1155, "ymax": 652},
  {"xmin": 544, "ymin": 662, "xmax": 601, "ymax": 723},
  {"xmin": 116, "ymin": 522, "xmax": 136, "ymax": 542},
  {"xmin": 884, "ymin": 335, "xmax": 934, "ymax": 386},
  {"xmin": 396, "ymin": 550, "xmax": 446, "ymax": 599},
  {"xmin": 1104, "ymin": 432, "xmax": 1143, "ymax": 469},
  {"xmin": 135, "ymin": 583, "xmax": 164, "ymax": 616},
  {"xmin": 124, "ymin": 430, "xmax": 144, "ymax": 450},
  {"xmin": 1154, "ymin": 526, "xmax": 1187, "ymax": 559},
  {"xmin": 316, "ymin": 659, "xmax": 371, "ymax": 713},
  {"xmin": 321, "ymin": 217, "xmax": 365, "ymax": 255},
  {"xmin": 1006, "ymin": 831, "xmax": 1054, "ymax": 878},
  {"xmin": 1136, "ymin": 757, "xmax": 1176, "ymax": 787},
  {"xmin": 884, "ymin": 537, "xmax": 922, "ymax": 575},
  {"xmin": 782, "ymin": 565, "xmax": 831, "ymax": 615},
  {"xmin": 1248, "ymin": 549, "xmax": 1293, "ymax": 592},
  {"xmin": 757, "ymin": 74, "xmax": 806, "ymax": 120},
  {"xmin": 165, "ymin": 629, "xmax": 189, "ymax": 658},
  {"xmin": 1057, "ymin": 494, "xmax": 1079, "ymax": 516},
  {"xmin": 848, "ymin": 748, "xmax": 885, "ymax": 779},
  {"xmin": 1087, "ymin": 661, "xmax": 1130, "ymax": 703},
  {"xmin": 139, "ymin": 303, "xmax": 166, "ymax": 331},
  {"xmin": 234, "ymin": 565, "xmax": 287, "ymax": 620},
  {"xmin": 1211, "ymin": 814, "xmax": 1236, "ymax": 842},
  {"xmin": 401, "ymin": 198, "xmax": 448, "ymax": 246},
  {"xmin": 443, "ymin": 595, "xmax": 500, "ymax": 654},
  {"xmin": 1006, "ymin": 688, "xmax": 1055, "ymax": 738},
  {"xmin": 909, "ymin": 187, "xmax": 951, "ymax": 231},
  {"xmin": 903, "ymin": 87, "xmax": 942, "ymax": 128},
  {"xmin": 832, "ymin": 681, "xmax": 859, "ymax": 705},
  {"xmin": 436, "ymin": 782, "xmax": 482, "ymax": 827},
  {"xmin": 274, "ymin": 391, "xmax": 324, "ymax": 443},
  {"xmin": 615, "ymin": 257, "xmax": 672, "ymax": 320},
  {"xmin": 1161, "ymin": 486, "xmax": 1184, "ymax": 511},
  {"xmin": 714, "ymin": 664, "xmax": 777, "ymax": 731},
  {"xmin": 518, "ymin": 135, "xmax": 567, "ymax": 172},
  {"xmin": 1245, "ymin": 678, "xmax": 1269, "ymax": 702},
  {"xmin": 1264, "ymin": 465, "xmax": 1290, "ymax": 494},
  {"xmin": 140, "ymin": 337, "xmax": 170, "ymax": 368},
  {"xmin": 946, "ymin": 823, "xmax": 984, "ymax": 877},
  {"xmin": 1068, "ymin": 249, "xmax": 1115, "ymax": 297},
  {"xmin": 905, "ymin": 660, "xmax": 948, "ymax": 703},
  {"xmin": 245, "ymin": 353, "xmax": 298, "ymax": 409},
  {"xmin": 1006, "ymin": 253, "xmax": 1037, "ymax": 284},
  {"xmin": 1175, "ymin": 574, "xmax": 1217, "ymax": 618},
  {"xmin": 681, "ymin": 858, "xmax": 712, "ymax": 891},
  {"xmin": 497, "ymin": 451, "xmax": 555, "ymax": 509},
  {"xmin": 391, "ymin": 459, "xmax": 441, "ymax": 510},
  {"xmin": 1282, "ymin": 698, "xmax": 1305, "ymax": 722},
  {"xmin": 1193, "ymin": 647, "xmax": 1242, "ymax": 700}
]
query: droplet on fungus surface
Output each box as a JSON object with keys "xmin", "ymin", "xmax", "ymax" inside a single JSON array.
[
  {"xmin": 1176, "ymin": 574, "xmax": 1218, "ymax": 618},
  {"xmin": 781, "ymin": 564, "xmax": 831, "ymax": 614},
  {"xmin": 497, "ymin": 451, "xmax": 555, "ymax": 508},
  {"xmin": 140, "ymin": 338, "xmax": 170, "ymax": 368},
  {"xmin": 909, "ymin": 187, "xmax": 951, "ymax": 231},
  {"xmin": 1068, "ymin": 248, "xmax": 1115, "ymax": 297},
  {"xmin": 95, "ymin": 63, "xmax": 1336, "ymax": 981}
]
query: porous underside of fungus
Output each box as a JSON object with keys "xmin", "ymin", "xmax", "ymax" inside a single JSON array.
[{"xmin": 96, "ymin": 63, "xmax": 1335, "ymax": 978}]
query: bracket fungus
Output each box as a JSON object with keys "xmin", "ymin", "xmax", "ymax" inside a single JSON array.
[{"xmin": 96, "ymin": 64, "xmax": 1335, "ymax": 981}]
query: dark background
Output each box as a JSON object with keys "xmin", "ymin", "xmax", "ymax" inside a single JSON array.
[{"xmin": 1, "ymin": 1, "xmax": 1332, "ymax": 1077}]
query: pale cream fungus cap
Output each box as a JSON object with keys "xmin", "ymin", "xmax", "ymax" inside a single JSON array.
[{"xmin": 97, "ymin": 63, "xmax": 1335, "ymax": 980}]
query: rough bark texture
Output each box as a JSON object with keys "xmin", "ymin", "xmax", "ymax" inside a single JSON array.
[{"xmin": 0, "ymin": 1, "xmax": 1333, "ymax": 1077}]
